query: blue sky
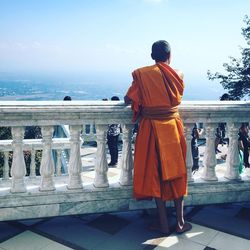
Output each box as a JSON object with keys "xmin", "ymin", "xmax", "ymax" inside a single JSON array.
[{"xmin": 0, "ymin": 0, "xmax": 249, "ymax": 98}]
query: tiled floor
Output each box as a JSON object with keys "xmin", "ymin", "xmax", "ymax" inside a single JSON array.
[
  {"xmin": 0, "ymin": 203, "xmax": 250, "ymax": 250},
  {"xmin": 1, "ymin": 144, "xmax": 250, "ymax": 249}
]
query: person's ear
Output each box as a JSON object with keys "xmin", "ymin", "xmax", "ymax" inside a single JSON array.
[{"xmin": 167, "ymin": 52, "xmax": 171, "ymax": 64}]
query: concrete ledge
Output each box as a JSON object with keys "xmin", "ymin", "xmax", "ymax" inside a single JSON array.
[{"xmin": 0, "ymin": 179, "xmax": 250, "ymax": 221}]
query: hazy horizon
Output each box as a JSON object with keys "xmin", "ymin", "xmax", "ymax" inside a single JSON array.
[
  {"xmin": 0, "ymin": 0, "xmax": 249, "ymax": 100},
  {"xmin": 0, "ymin": 70, "xmax": 224, "ymax": 101}
]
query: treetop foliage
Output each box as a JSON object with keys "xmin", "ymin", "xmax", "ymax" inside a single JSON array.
[{"xmin": 207, "ymin": 15, "xmax": 250, "ymax": 100}]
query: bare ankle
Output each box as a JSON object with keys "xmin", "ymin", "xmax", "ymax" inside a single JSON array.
[{"xmin": 177, "ymin": 220, "xmax": 185, "ymax": 229}]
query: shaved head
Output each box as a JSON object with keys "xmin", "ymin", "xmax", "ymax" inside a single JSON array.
[{"xmin": 151, "ymin": 40, "xmax": 171, "ymax": 62}]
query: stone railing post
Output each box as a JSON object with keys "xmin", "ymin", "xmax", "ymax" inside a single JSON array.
[
  {"xmin": 120, "ymin": 124, "xmax": 133, "ymax": 186},
  {"xmin": 67, "ymin": 125, "xmax": 83, "ymax": 189},
  {"xmin": 202, "ymin": 123, "xmax": 218, "ymax": 181},
  {"xmin": 40, "ymin": 126, "xmax": 55, "ymax": 191},
  {"xmin": 11, "ymin": 126, "xmax": 27, "ymax": 193},
  {"xmin": 29, "ymin": 149, "xmax": 36, "ymax": 178},
  {"xmin": 184, "ymin": 123, "xmax": 194, "ymax": 182},
  {"xmin": 3, "ymin": 151, "xmax": 10, "ymax": 180},
  {"xmin": 225, "ymin": 122, "xmax": 241, "ymax": 180},
  {"xmin": 94, "ymin": 124, "xmax": 109, "ymax": 188},
  {"xmin": 56, "ymin": 149, "xmax": 62, "ymax": 176}
]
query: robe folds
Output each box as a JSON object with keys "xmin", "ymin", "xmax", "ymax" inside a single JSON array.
[{"xmin": 126, "ymin": 63, "xmax": 187, "ymax": 201}]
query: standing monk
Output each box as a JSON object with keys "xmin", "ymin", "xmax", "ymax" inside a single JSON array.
[{"xmin": 124, "ymin": 40, "xmax": 192, "ymax": 235}]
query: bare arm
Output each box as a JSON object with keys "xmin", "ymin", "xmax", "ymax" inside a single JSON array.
[
  {"xmin": 174, "ymin": 69, "xmax": 184, "ymax": 80},
  {"xmin": 124, "ymin": 95, "xmax": 132, "ymax": 105}
]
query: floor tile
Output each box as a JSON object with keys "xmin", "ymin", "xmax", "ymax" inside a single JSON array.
[
  {"xmin": 75, "ymin": 213, "xmax": 101, "ymax": 223},
  {"xmin": 18, "ymin": 218, "xmax": 45, "ymax": 227},
  {"xmin": 154, "ymin": 235, "xmax": 205, "ymax": 250},
  {"xmin": 142, "ymin": 237, "xmax": 166, "ymax": 249},
  {"xmin": 208, "ymin": 231, "xmax": 250, "ymax": 250},
  {"xmin": 201, "ymin": 204, "xmax": 242, "ymax": 217},
  {"xmin": 0, "ymin": 222, "xmax": 23, "ymax": 242},
  {"xmin": 190, "ymin": 205, "xmax": 250, "ymax": 239},
  {"xmin": 236, "ymin": 207, "xmax": 250, "ymax": 221},
  {"xmin": 203, "ymin": 247, "xmax": 216, "ymax": 250},
  {"xmin": 0, "ymin": 230, "xmax": 67, "ymax": 250},
  {"xmin": 92, "ymin": 217, "xmax": 164, "ymax": 250},
  {"xmin": 42, "ymin": 241, "xmax": 73, "ymax": 250},
  {"xmin": 178, "ymin": 223, "xmax": 219, "ymax": 246},
  {"xmin": 87, "ymin": 213, "xmax": 131, "ymax": 235},
  {"xmin": 35, "ymin": 216, "xmax": 111, "ymax": 249},
  {"xmin": 112, "ymin": 210, "xmax": 143, "ymax": 221}
]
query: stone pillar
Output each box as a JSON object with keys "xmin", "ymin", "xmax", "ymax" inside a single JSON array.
[
  {"xmin": 67, "ymin": 125, "xmax": 83, "ymax": 189},
  {"xmin": 184, "ymin": 123, "xmax": 194, "ymax": 182},
  {"xmin": 56, "ymin": 149, "xmax": 62, "ymax": 176},
  {"xmin": 40, "ymin": 126, "xmax": 55, "ymax": 191},
  {"xmin": 94, "ymin": 124, "xmax": 109, "ymax": 188},
  {"xmin": 3, "ymin": 151, "xmax": 10, "ymax": 180},
  {"xmin": 120, "ymin": 124, "xmax": 133, "ymax": 186},
  {"xmin": 29, "ymin": 149, "xmax": 36, "ymax": 178},
  {"xmin": 11, "ymin": 127, "xmax": 27, "ymax": 193},
  {"xmin": 225, "ymin": 122, "xmax": 241, "ymax": 180},
  {"xmin": 202, "ymin": 123, "xmax": 218, "ymax": 181}
]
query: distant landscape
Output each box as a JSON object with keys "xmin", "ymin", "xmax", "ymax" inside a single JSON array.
[{"xmin": 0, "ymin": 72, "xmax": 224, "ymax": 101}]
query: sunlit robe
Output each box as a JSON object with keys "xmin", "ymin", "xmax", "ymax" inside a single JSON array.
[{"xmin": 126, "ymin": 63, "xmax": 187, "ymax": 201}]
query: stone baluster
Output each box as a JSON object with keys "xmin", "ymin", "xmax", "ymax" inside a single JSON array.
[
  {"xmin": 202, "ymin": 123, "xmax": 218, "ymax": 181},
  {"xmin": 92, "ymin": 124, "xmax": 96, "ymax": 135},
  {"xmin": 40, "ymin": 126, "xmax": 55, "ymax": 191},
  {"xmin": 94, "ymin": 124, "xmax": 109, "ymax": 187},
  {"xmin": 120, "ymin": 124, "xmax": 134, "ymax": 186},
  {"xmin": 56, "ymin": 149, "xmax": 62, "ymax": 176},
  {"xmin": 29, "ymin": 149, "xmax": 36, "ymax": 178},
  {"xmin": 10, "ymin": 127, "xmax": 27, "ymax": 193},
  {"xmin": 67, "ymin": 125, "xmax": 83, "ymax": 189},
  {"xmin": 3, "ymin": 151, "xmax": 10, "ymax": 180},
  {"xmin": 225, "ymin": 122, "xmax": 241, "ymax": 180},
  {"xmin": 83, "ymin": 124, "xmax": 88, "ymax": 135},
  {"xmin": 184, "ymin": 123, "xmax": 194, "ymax": 182}
]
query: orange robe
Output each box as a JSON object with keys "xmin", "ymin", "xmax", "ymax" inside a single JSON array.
[{"xmin": 126, "ymin": 63, "xmax": 187, "ymax": 201}]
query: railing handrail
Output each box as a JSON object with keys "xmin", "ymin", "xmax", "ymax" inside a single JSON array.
[
  {"xmin": 0, "ymin": 100, "xmax": 250, "ymax": 221},
  {"xmin": 0, "ymin": 138, "xmax": 71, "ymax": 151},
  {"xmin": 1, "ymin": 100, "xmax": 250, "ymax": 125}
]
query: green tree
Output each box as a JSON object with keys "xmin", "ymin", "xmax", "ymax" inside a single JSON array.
[{"xmin": 207, "ymin": 15, "xmax": 250, "ymax": 100}]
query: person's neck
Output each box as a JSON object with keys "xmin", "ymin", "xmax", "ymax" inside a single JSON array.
[{"xmin": 156, "ymin": 60, "xmax": 170, "ymax": 65}]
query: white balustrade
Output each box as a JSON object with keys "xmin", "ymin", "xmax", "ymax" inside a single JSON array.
[
  {"xmin": 202, "ymin": 123, "xmax": 218, "ymax": 181},
  {"xmin": 10, "ymin": 127, "xmax": 27, "ymax": 193},
  {"xmin": 56, "ymin": 149, "xmax": 62, "ymax": 176},
  {"xmin": 94, "ymin": 124, "xmax": 109, "ymax": 188},
  {"xmin": 40, "ymin": 126, "xmax": 55, "ymax": 191},
  {"xmin": 1, "ymin": 101, "xmax": 250, "ymax": 221},
  {"xmin": 0, "ymin": 103, "xmax": 248, "ymax": 189},
  {"xmin": 184, "ymin": 123, "xmax": 194, "ymax": 182},
  {"xmin": 82, "ymin": 124, "xmax": 96, "ymax": 142},
  {"xmin": 225, "ymin": 122, "xmax": 241, "ymax": 180},
  {"xmin": 120, "ymin": 124, "xmax": 133, "ymax": 186},
  {"xmin": 67, "ymin": 125, "xmax": 83, "ymax": 189},
  {"xmin": 3, "ymin": 151, "xmax": 10, "ymax": 180},
  {"xmin": 30, "ymin": 149, "xmax": 36, "ymax": 178}
]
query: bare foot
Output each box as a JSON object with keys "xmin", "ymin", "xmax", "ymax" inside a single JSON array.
[{"xmin": 176, "ymin": 222, "xmax": 192, "ymax": 234}]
